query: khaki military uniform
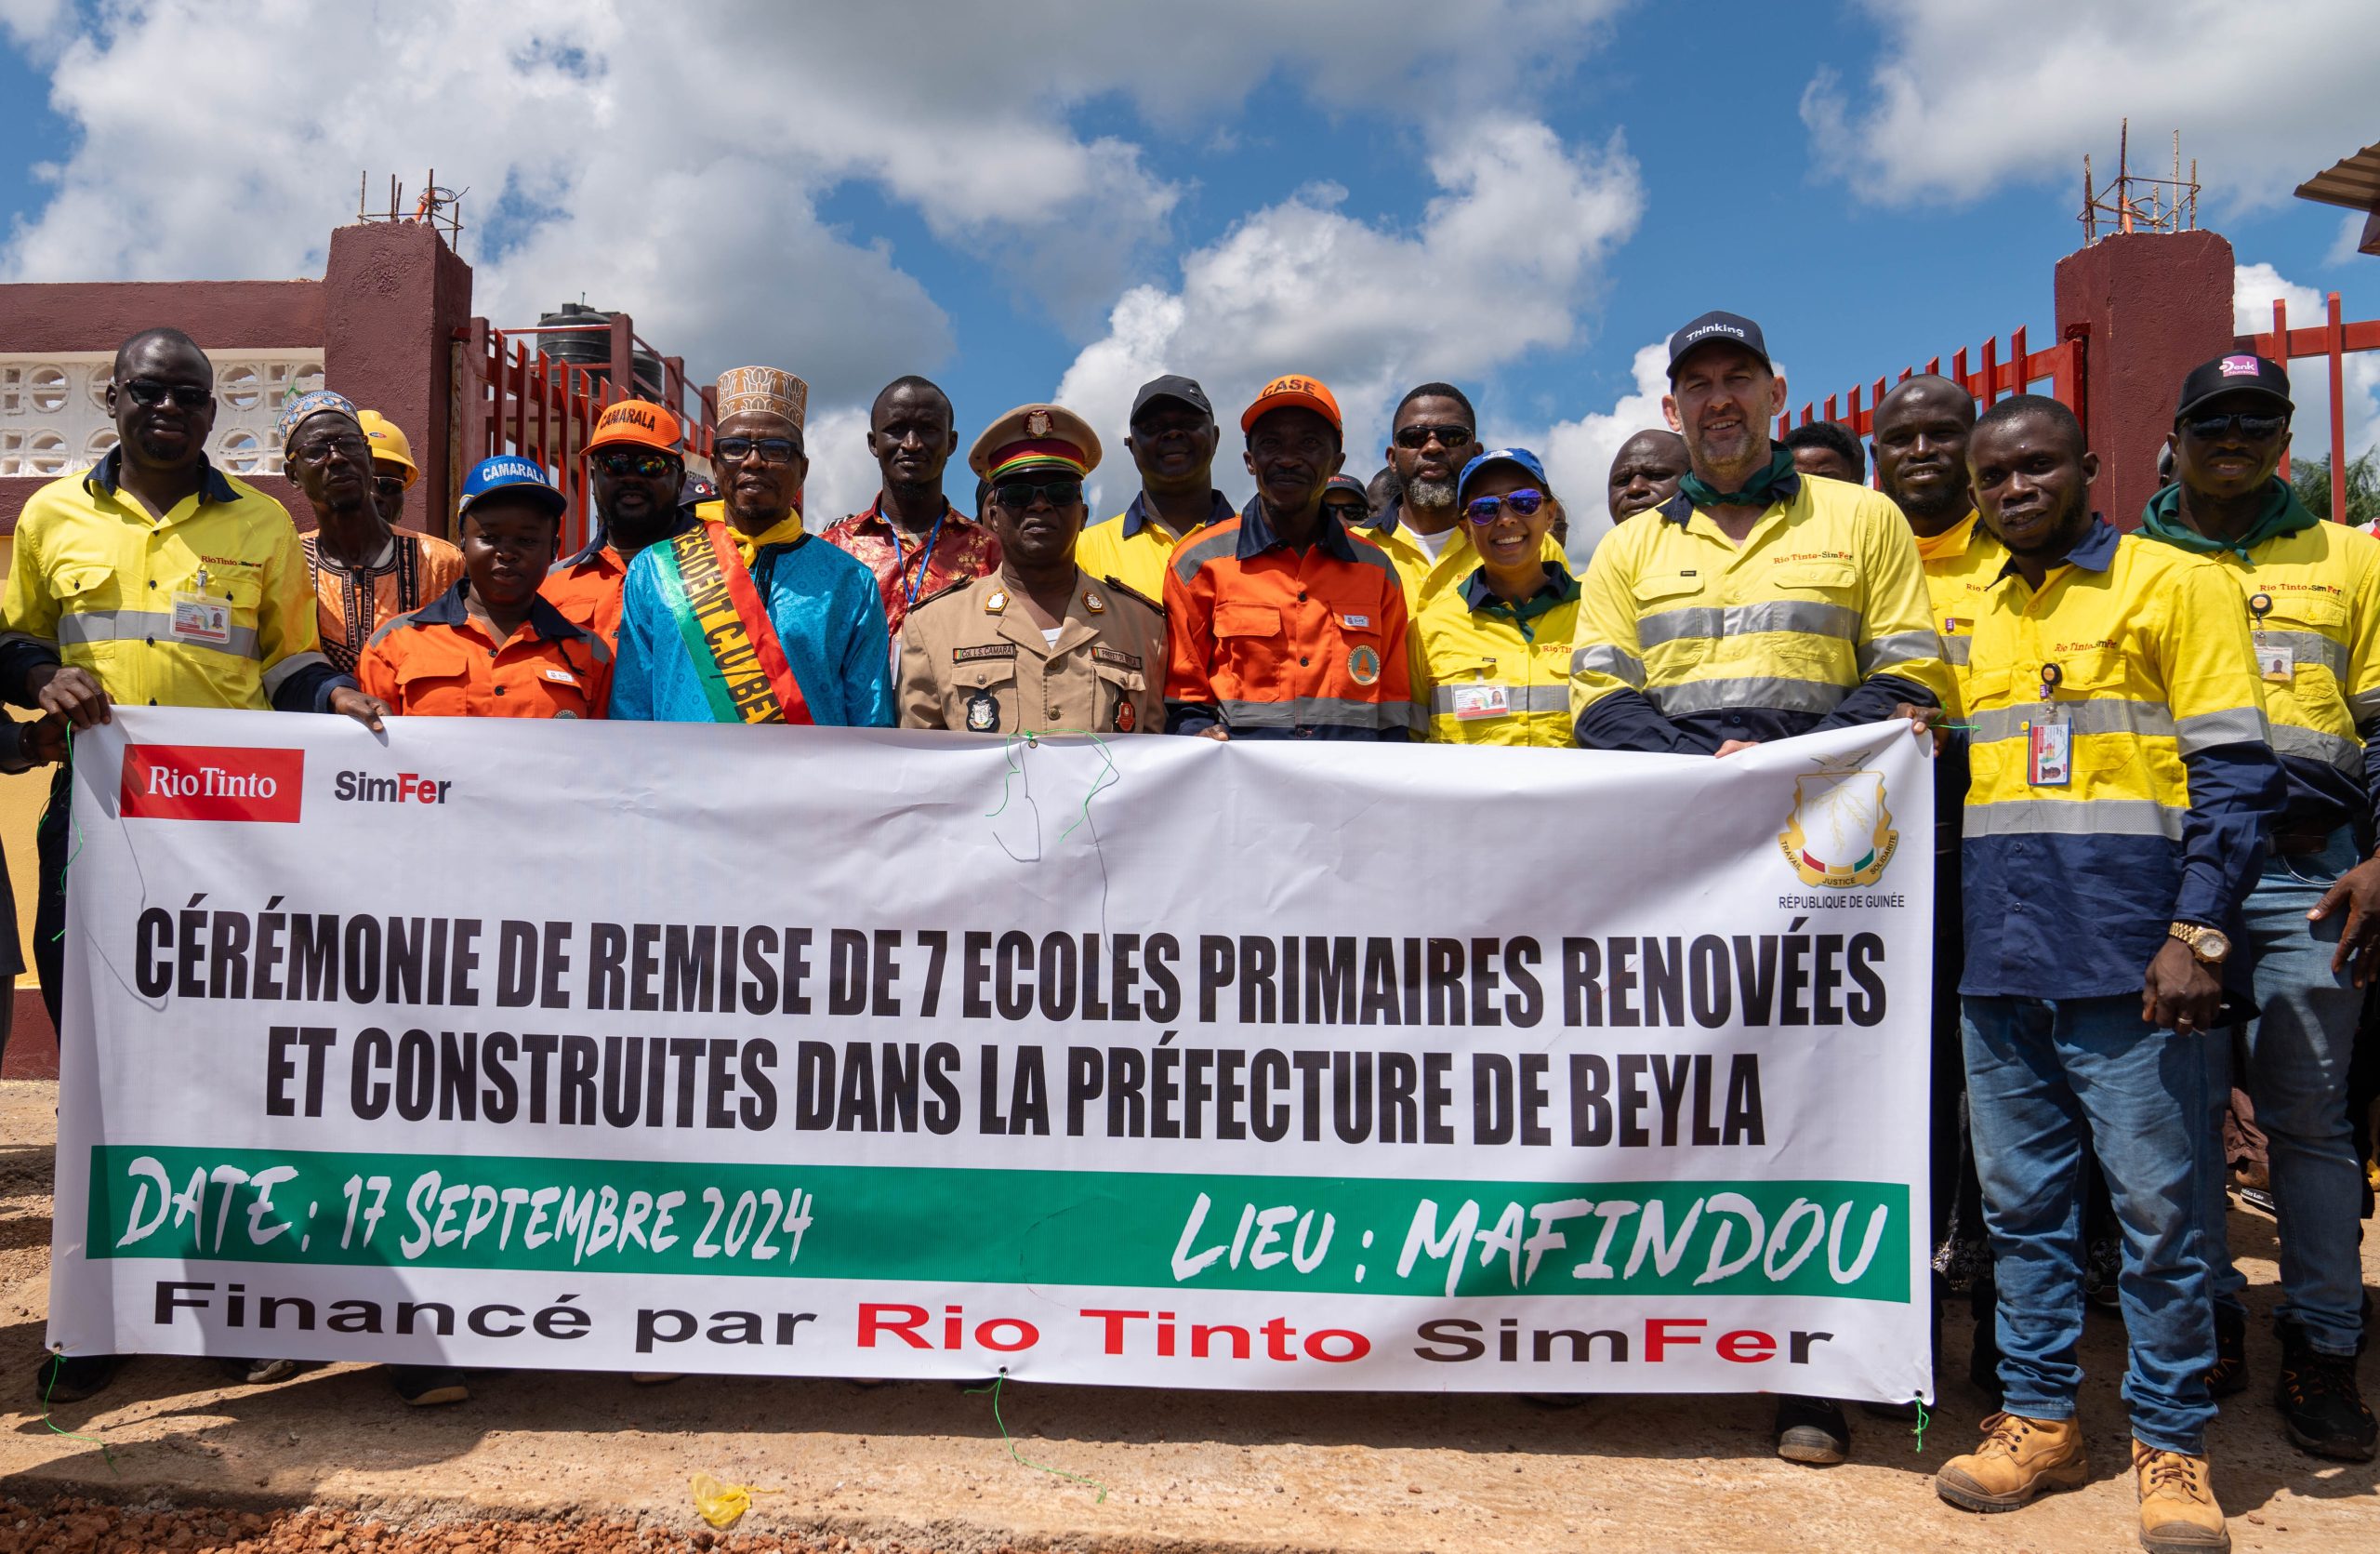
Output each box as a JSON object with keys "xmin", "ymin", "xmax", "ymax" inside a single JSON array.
[{"xmin": 897, "ymin": 569, "xmax": 1166, "ymax": 736}]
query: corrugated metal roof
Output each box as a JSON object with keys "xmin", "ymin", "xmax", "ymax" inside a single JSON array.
[{"xmin": 2296, "ymin": 141, "xmax": 2380, "ymax": 212}]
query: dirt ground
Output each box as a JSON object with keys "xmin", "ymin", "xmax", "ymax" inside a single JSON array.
[{"xmin": 2, "ymin": 1079, "xmax": 2374, "ymax": 1553}]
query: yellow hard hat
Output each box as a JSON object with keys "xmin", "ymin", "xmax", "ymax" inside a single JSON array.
[{"xmin": 357, "ymin": 409, "xmax": 419, "ymax": 488}]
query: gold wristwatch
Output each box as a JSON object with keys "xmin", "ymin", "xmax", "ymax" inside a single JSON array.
[{"xmin": 2168, "ymin": 922, "xmax": 2231, "ymax": 965}]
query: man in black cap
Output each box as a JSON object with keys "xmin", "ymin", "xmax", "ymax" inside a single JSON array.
[
  {"xmin": 1570, "ymin": 309, "xmax": 1950, "ymax": 1467},
  {"xmin": 1075, "ymin": 375, "xmax": 1233, "ymax": 602},
  {"xmin": 2135, "ymin": 352, "xmax": 2380, "ymax": 1463}
]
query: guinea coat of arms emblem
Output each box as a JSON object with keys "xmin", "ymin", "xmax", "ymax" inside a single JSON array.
[{"xmin": 1778, "ymin": 767, "xmax": 1897, "ymax": 887}]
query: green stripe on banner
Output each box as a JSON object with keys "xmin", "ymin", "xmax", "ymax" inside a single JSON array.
[
  {"xmin": 648, "ymin": 537, "xmax": 747, "ymax": 724},
  {"xmin": 87, "ymin": 1146, "xmax": 1911, "ymax": 1302}
]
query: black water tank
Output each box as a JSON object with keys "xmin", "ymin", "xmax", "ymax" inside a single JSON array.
[{"xmin": 536, "ymin": 301, "xmax": 665, "ymax": 398}]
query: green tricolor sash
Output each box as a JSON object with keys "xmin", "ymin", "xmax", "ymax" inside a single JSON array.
[{"xmin": 649, "ymin": 522, "xmax": 813, "ymax": 724}]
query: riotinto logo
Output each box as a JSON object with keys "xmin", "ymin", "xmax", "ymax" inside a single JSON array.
[
  {"xmin": 336, "ymin": 770, "xmax": 455, "ymax": 805},
  {"xmin": 119, "ymin": 745, "xmax": 304, "ymax": 823}
]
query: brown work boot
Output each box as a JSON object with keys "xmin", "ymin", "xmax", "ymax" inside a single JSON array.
[
  {"xmin": 1935, "ymin": 1411, "xmax": 2089, "ymax": 1511},
  {"xmin": 2132, "ymin": 1441, "xmax": 2229, "ymax": 1554}
]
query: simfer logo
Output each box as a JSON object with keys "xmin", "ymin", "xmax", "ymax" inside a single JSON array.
[{"xmin": 120, "ymin": 744, "xmax": 304, "ymax": 823}]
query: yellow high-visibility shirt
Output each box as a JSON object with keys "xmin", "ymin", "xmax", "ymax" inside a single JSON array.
[
  {"xmin": 1568, "ymin": 476, "xmax": 1953, "ymax": 750},
  {"xmin": 1914, "ymin": 510, "xmax": 2005, "ymax": 721},
  {"xmin": 1368, "ymin": 512, "xmax": 1564, "ymax": 618},
  {"xmin": 0, "ymin": 453, "xmax": 328, "ymax": 710},
  {"xmin": 1962, "ymin": 518, "xmax": 2281, "ymax": 1000},
  {"xmin": 1407, "ymin": 563, "xmax": 1582, "ymax": 747},
  {"xmin": 1073, "ymin": 491, "xmax": 1233, "ymax": 604}
]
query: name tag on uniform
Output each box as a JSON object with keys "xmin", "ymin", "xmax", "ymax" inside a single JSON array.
[
  {"xmin": 170, "ymin": 592, "xmax": 231, "ymax": 646},
  {"xmin": 1342, "ymin": 614, "xmax": 1371, "ymax": 629},
  {"xmin": 541, "ymin": 668, "xmax": 580, "ymax": 687},
  {"xmin": 2026, "ymin": 705, "xmax": 2071, "ymax": 788},
  {"xmin": 1451, "ymin": 684, "xmax": 1510, "ymax": 720},
  {"xmin": 2252, "ymin": 632, "xmax": 2294, "ymax": 683}
]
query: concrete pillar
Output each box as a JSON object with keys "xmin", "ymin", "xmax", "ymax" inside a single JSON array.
[
  {"xmin": 321, "ymin": 222, "xmax": 474, "ymax": 538},
  {"xmin": 2053, "ymin": 229, "xmax": 2236, "ymax": 531}
]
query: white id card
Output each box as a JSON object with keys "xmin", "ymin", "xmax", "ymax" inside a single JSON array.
[
  {"xmin": 170, "ymin": 592, "xmax": 231, "ymax": 646},
  {"xmin": 2027, "ymin": 705, "xmax": 2071, "ymax": 788},
  {"xmin": 2253, "ymin": 631, "xmax": 2294, "ymax": 683},
  {"xmin": 1450, "ymin": 684, "xmax": 1510, "ymax": 720}
]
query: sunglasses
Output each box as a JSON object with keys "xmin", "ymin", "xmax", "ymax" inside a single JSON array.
[
  {"xmin": 372, "ymin": 475, "xmax": 406, "ymax": 500},
  {"xmin": 994, "ymin": 478, "xmax": 1083, "ymax": 511},
  {"xmin": 592, "ymin": 448, "xmax": 680, "ymax": 479},
  {"xmin": 715, "ymin": 436, "xmax": 801, "ymax": 465},
  {"xmin": 1463, "ymin": 488, "xmax": 1547, "ymax": 524},
  {"xmin": 2181, "ymin": 411, "xmax": 2289, "ymax": 442},
  {"xmin": 1395, "ymin": 422, "xmax": 1474, "ymax": 450},
  {"xmin": 120, "ymin": 378, "xmax": 213, "ymax": 410}
]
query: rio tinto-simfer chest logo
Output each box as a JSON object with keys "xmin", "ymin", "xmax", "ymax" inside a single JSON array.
[{"xmin": 119, "ymin": 745, "xmax": 304, "ymax": 823}]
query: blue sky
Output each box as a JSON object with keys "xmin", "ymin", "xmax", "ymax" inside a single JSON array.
[{"xmin": 3, "ymin": 1, "xmax": 2373, "ymax": 533}]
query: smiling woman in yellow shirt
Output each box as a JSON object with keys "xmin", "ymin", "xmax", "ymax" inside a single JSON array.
[{"xmin": 1407, "ymin": 447, "xmax": 1581, "ymax": 747}]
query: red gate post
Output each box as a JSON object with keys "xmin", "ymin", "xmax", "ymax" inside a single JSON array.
[{"xmin": 2053, "ymin": 229, "xmax": 2237, "ymax": 530}]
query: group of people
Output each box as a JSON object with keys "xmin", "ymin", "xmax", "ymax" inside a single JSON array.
[{"xmin": 2, "ymin": 312, "xmax": 2374, "ymax": 1554}]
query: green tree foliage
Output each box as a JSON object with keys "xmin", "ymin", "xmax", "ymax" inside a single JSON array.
[{"xmin": 2293, "ymin": 450, "xmax": 2380, "ymax": 528}]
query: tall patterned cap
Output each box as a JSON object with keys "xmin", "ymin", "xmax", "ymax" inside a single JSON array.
[
  {"xmin": 716, "ymin": 366, "xmax": 808, "ymax": 432},
  {"xmin": 276, "ymin": 388, "xmax": 361, "ymax": 446}
]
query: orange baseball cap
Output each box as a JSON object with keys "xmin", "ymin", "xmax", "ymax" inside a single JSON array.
[
  {"xmin": 1240, "ymin": 374, "xmax": 1342, "ymax": 434},
  {"xmin": 586, "ymin": 398, "xmax": 683, "ymax": 454}
]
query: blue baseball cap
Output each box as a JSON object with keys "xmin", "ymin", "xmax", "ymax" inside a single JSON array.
[
  {"xmin": 1667, "ymin": 310, "xmax": 1773, "ymax": 379},
  {"xmin": 1457, "ymin": 446, "xmax": 1548, "ymax": 504},
  {"xmin": 459, "ymin": 455, "xmax": 566, "ymax": 519}
]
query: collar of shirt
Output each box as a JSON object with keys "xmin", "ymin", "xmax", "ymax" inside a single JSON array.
[
  {"xmin": 311, "ymin": 532, "xmax": 400, "ymax": 575},
  {"xmin": 1120, "ymin": 488, "xmax": 1234, "ymax": 541},
  {"xmin": 1994, "ymin": 513, "xmax": 2119, "ymax": 583},
  {"xmin": 1655, "ymin": 463, "xmax": 1806, "ymax": 528},
  {"xmin": 1235, "ymin": 492, "xmax": 1361, "ymax": 564},
  {"xmin": 859, "ymin": 496, "xmax": 982, "ymax": 544},
  {"xmin": 83, "ymin": 445, "xmax": 241, "ymax": 507},
  {"xmin": 1461, "ymin": 561, "xmax": 1580, "ymax": 618},
  {"xmin": 1913, "ymin": 510, "xmax": 1984, "ymax": 564},
  {"xmin": 723, "ymin": 511, "xmax": 806, "ymax": 567},
  {"xmin": 411, "ymin": 578, "xmax": 588, "ymax": 645},
  {"xmin": 562, "ymin": 514, "xmax": 694, "ymax": 571}
]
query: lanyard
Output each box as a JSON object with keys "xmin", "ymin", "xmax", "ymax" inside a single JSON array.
[{"xmin": 883, "ymin": 500, "xmax": 949, "ymax": 618}]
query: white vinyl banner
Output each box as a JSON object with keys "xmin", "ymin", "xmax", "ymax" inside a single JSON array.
[{"xmin": 48, "ymin": 708, "xmax": 1934, "ymax": 1401}]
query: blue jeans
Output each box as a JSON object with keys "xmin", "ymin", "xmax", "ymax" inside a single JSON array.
[
  {"xmin": 1963, "ymin": 993, "xmax": 2220, "ymax": 1454},
  {"xmin": 2213, "ymin": 828, "xmax": 2367, "ymax": 1357}
]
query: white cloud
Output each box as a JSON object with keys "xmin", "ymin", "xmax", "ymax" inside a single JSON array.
[
  {"xmin": 1053, "ymin": 118, "xmax": 1643, "ymax": 513},
  {"xmin": 2234, "ymin": 261, "xmax": 2380, "ymax": 465},
  {"xmin": 1805, "ymin": 1, "xmax": 2380, "ymax": 206},
  {"xmin": 1530, "ymin": 341, "xmax": 1671, "ymax": 564},
  {"xmin": 0, "ymin": 0, "xmax": 64, "ymax": 51},
  {"xmin": 799, "ymin": 407, "xmax": 883, "ymax": 530}
]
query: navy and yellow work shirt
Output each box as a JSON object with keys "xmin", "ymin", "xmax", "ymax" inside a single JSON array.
[
  {"xmin": 1568, "ymin": 472, "xmax": 1952, "ymax": 752},
  {"xmin": 1961, "ymin": 517, "xmax": 2284, "ymax": 1001},
  {"xmin": 358, "ymin": 581, "xmax": 613, "ymax": 719},
  {"xmin": 2135, "ymin": 509, "xmax": 2380, "ymax": 840},
  {"xmin": 1074, "ymin": 490, "xmax": 1234, "ymax": 604},
  {"xmin": 1163, "ymin": 496, "xmax": 1411, "ymax": 740},
  {"xmin": 1408, "ymin": 563, "xmax": 1582, "ymax": 747},
  {"xmin": 0, "ymin": 449, "xmax": 342, "ymax": 712}
]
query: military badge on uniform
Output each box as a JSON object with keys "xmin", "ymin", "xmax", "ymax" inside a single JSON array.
[
  {"xmin": 985, "ymin": 590, "xmax": 1009, "ymax": 614},
  {"xmin": 1084, "ymin": 589, "xmax": 1106, "ymax": 614},
  {"xmin": 1347, "ymin": 645, "xmax": 1382, "ymax": 685},
  {"xmin": 1115, "ymin": 695, "xmax": 1136, "ymax": 732},
  {"xmin": 966, "ymin": 690, "xmax": 1000, "ymax": 732},
  {"xmin": 1025, "ymin": 409, "xmax": 1052, "ymax": 437}
]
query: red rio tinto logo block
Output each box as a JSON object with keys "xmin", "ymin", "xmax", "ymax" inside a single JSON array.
[{"xmin": 120, "ymin": 744, "xmax": 305, "ymax": 823}]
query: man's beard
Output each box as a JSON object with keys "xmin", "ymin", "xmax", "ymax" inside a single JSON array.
[
  {"xmin": 1408, "ymin": 475, "xmax": 1456, "ymax": 511},
  {"xmin": 1892, "ymin": 481, "xmax": 1970, "ymax": 524}
]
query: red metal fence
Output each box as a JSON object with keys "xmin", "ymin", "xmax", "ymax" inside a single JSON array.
[
  {"xmin": 2235, "ymin": 289, "xmax": 2380, "ymax": 523},
  {"xmin": 454, "ymin": 313, "xmax": 717, "ymax": 551},
  {"xmin": 1776, "ymin": 325, "xmax": 2091, "ymax": 454}
]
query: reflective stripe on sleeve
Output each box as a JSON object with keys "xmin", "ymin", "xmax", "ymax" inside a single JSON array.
[
  {"xmin": 2255, "ymin": 630, "xmax": 2347, "ymax": 678},
  {"xmin": 2348, "ymin": 687, "xmax": 2380, "ymax": 722},
  {"xmin": 57, "ymin": 607, "xmax": 260, "ymax": 660},
  {"xmin": 261, "ymin": 648, "xmax": 333, "ymax": 696},
  {"xmin": 2174, "ymin": 705, "xmax": 2269, "ymax": 755},
  {"xmin": 1964, "ymin": 797, "xmax": 2185, "ymax": 840},
  {"xmin": 2269, "ymin": 722, "xmax": 2363, "ymax": 771},
  {"xmin": 1646, "ymin": 675, "xmax": 1844, "ymax": 719},
  {"xmin": 1857, "ymin": 630, "xmax": 1943, "ymax": 676},
  {"xmin": 1570, "ymin": 644, "xmax": 1645, "ymax": 686},
  {"xmin": 1635, "ymin": 600, "xmax": 1860, "ymax": 649}
]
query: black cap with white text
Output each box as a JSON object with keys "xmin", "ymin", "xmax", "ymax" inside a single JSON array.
[{"xmin": 1667, "ymin": 311, "xmax": 1773, "ymax": 380}]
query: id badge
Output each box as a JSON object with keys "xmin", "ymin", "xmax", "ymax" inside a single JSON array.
[
  {"xmin": 1450, "ymin": 683, "xmax": 1510, "ymax": 721},
  {"xmin": 2026, "ymin": 704, "xmax": 2071, "ymax": 788},
  {"xmin": 2252, "ymin": 631, "xmax": 2294, "ymax": 683},
  {"xmin": 170, "ymin": 591, "xmax": 231, "ymax": 646}
]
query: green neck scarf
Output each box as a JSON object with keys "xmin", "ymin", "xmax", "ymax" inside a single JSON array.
[
  {"xmin": 2137, "ymin": 477, "xmax": 2318, "ymax": 561},
  {"xmin": 1677, "ymin": 447, "xmax": 1801, "ymax": 511}
]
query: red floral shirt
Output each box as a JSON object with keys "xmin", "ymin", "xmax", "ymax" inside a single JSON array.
[{"xmin": 822, "ymin": 499, "xmax": 1002, "ymax": 636}]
